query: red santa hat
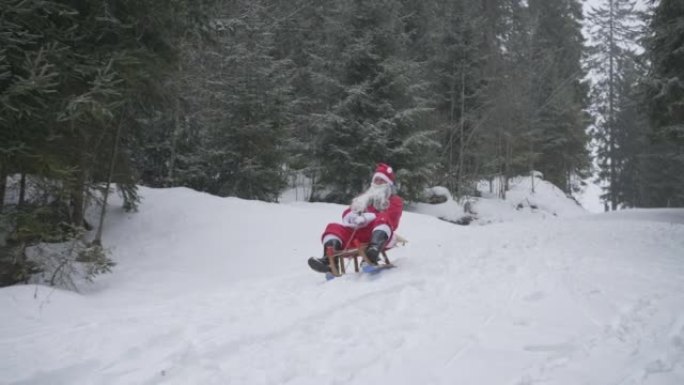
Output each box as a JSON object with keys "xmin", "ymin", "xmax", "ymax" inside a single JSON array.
[{"xmin": 372, "ymin": 163, "xmax": 396, "ymax": 185}]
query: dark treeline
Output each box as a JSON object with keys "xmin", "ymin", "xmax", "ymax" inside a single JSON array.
[
  {"xmin": 0, "ymin": 0, "xmax": 597, "ymax": 210},
  {"xmin": 639, "ymin": 0, "xmax": 684, "ymax": 207},
  {"xmin": 0, "ymin": 0, "xmax": 682, "ymax": 284},
  {"xmin": 587, "ymin": 0, "xmax": 684, "ymax": 209}
]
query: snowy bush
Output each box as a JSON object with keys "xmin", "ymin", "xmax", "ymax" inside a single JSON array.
[
  {"xmin": 0, "ymin": 203, "xmax": 115, "ymax": 290},
  {"xmin": 25, "ymin": 240, "xmax": 115, "ymax": 290},
  {"xmin": 422, "ymin": 186, "xmax": 453, "ymax": 204}
]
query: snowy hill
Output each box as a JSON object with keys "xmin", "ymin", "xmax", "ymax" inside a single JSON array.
[{"xmin": 2, "ymin": 183, "xmax": 684, "ymax": 385}]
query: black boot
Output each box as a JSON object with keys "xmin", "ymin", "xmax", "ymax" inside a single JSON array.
[
  {"xmin": 308, "ymin": 239, "xmax": 342, "ymax": 273},
  {"xmin": 365, "ymin": 230, "xmax": 389, "ymax": 265}
]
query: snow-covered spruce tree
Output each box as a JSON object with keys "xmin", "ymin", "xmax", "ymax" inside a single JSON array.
[
  {"xmin": 187, "ymin": 0, "xmax": 292, "ymax": 201},
  {"xmin": 639, "ymin": 0, "xmax": 684, "ymax": 207},
  {"xmin": 312, "ymin": 0, "xmax": 439, "ymax": 203},
  {"xmin": 420, "ymin": 0, "xmax": 542, "ymax": 199},
  {"xmin": 527, "ymin": 0, "xmax": 591, "ymax": 193},
  {"xmin": 586, "ymin": 0, "xmax": 642, "ymax": 210},
  {"xmin": 1, "ymin": 0, "xmax": 211, "ymax": 287},
  {"xmin": 0, "ymin": 1, "xmax": 117, "ymax": 287},
  {"xmin": 265, "ymin": 0, "xmax": 344, "ymax": 201},
  {"xmin": 128, "ymin": 0, "xmax": 215, "ymax": 190},
  {"xmin": 39, "ymin": 0, "xmax": 210, "ymax": 225},
  {"xmin": 0, "ymin": 1, "xmax": 65, "ymax": 212},
  {"xmin": 486, "ymin": 1, "xmax": 548, "ymax": 196},
  {"xmin": 610, "ymin": 59, "xmax": 650, "ymax": 207},
  {"xmin": 422, "ymin": 0, "xmax": 491, "ymax": 197}
]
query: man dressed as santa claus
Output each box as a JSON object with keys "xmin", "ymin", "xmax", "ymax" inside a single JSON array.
[{"xmin": 308, "ymin": 163, "xmax": 404, "ymax": 273}]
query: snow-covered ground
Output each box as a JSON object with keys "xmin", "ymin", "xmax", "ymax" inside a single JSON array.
[{"xmin": 2, "ymin": 178, "xmax": 684, "ymax": 385}]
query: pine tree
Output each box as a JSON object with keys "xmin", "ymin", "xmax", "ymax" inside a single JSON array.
[
  {"xmin": 128, "ymin": 0, "xmax": 215, "ymax": 189},
  {"xmin": 416, "ymin": 0, "xmax": 490, "ymax": 197},
  {"xmin": 186, "ymin": 0, "xmax": 292, "ymax": 201},
  {"xmin": 527, "ymin": 0, "xmax": 591, "ymax": 193},
  {"xmin": 266, "ymin": 0, "xmax": 344, "ymax": 200},
  {"xmin": 641, "ymin": 0, "xmax": 684, "ymax": 207},
  {"xmin": 587, "ymin": 0, "xmax": 641, "ymax": 210},
  {"xmin": 1, "ymin": 0, "xmax": 214, "ymax": 287},
  {"xmin": 611, "ymin": 59, "xmax": 649, "ymax": 207},
  {"xmin": 466, "ymin": 0, "xmax": 538, "ymax": 198},
  {"xmin": 0, "ymin": 1, "xmax": 66, "ymax": 211},
  {"xmin": 311, "ymin": 0, "xmax": 439, "ymax": 203}
]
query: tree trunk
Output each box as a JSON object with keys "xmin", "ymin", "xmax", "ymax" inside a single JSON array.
[
  {"xmin": 71, "ymin": 165, "xmax": 86, "ymax": 228},
  {"xmin": 71, "ymin": 128, "xmax": 88, "ymax": 228},
  {"xmin": 18, "ymin": 172, "xmax": 26, "ymax": 207},
  {"xmin": 94, "ymin": 118, "xmax": 123, "ymax": 245},
  {"xmin": 308, "ymin": 170, "xmax": 317, "ymax": 202},
  {"xmin": 608, "ymin": 0, "xmax": 618, "ymax": 211},
  {"xmin": 498, "ymin": 132, "xmax": 506, "ymax": 200},
  {"xmin": 448, "ymin": 56, "xmax": 457, "ymax": 193},
  {"xmin": 457, "ymin": 62, "xmax": 466, "ymax": 196},
  {"xmin": 167, "ymin": 95, "xmax": 181, "ymax": 187},
  {"xmin": 0, "ymin": 160, "xmax": 6, "ymax": 212},
  {"xmin": 530, "ymin": 169, "xmax": 536, "ymax": 194},
  {"xmin": 503, "ymin": 134, "xmax": 512, "ymax": 195}
]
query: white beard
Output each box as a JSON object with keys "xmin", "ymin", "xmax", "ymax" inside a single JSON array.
[{"xmin": 351, "ymin": 183, "xmax": 391, "ymax": 213}]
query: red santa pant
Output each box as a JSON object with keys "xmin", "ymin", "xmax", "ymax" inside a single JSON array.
[{"xmin": 321, "ymin": 218, "xmax": 395, "ymax": 249}]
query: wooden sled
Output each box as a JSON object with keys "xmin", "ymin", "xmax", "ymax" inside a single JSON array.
[{"xmin": 325, "ymin": 234, "xmax": 407, "ymax": 277}]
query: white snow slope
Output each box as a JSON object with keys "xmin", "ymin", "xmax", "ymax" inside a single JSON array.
[{"xmin": 2, "ymin": 184, "xmax": 684, "ymax": 385}]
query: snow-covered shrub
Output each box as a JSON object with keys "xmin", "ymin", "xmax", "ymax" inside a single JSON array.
[
  {"xmin": 422, "ymin": 186, "xmax": 453, "ymax": 204},
  {"xmin": 0, "ymin": 205, "xmax": 114, "ymax": 290},
  {"xmin": 24, "ymin": 240, "xmax": 115, "ymax": 290}
]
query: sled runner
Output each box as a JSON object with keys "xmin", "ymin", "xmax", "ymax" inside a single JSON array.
[{"xmin": 323, "ymin": 235, "xmax": 407, "ymax": 279}]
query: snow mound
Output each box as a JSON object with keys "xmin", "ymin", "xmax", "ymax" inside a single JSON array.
[{"xmin": 411, "ymin": 175, "xmax": 588, "ymax": 225}]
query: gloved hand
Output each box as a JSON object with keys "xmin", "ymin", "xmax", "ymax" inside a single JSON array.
[{"xmin": 344, "ymin": 212, "xmax": 376, "ymax": 228}]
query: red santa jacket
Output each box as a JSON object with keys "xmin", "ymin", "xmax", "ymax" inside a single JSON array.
[{"xmin": 342, "ymin": 195, "xmax": 403, "ymax": 230}]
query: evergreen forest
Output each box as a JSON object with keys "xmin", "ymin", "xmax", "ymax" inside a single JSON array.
[{"xmin": 1, "ymin": 0, "xmax": 682, "ymax": 284}]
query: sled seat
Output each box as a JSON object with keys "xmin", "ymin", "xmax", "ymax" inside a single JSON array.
[{"xmin": 326, "ymin": 234, "xmax": 407, "ymax": 277}]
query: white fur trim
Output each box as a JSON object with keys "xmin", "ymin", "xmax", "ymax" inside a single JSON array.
[
  {"xmin": 372, "ymin": 172, "xmax": 393, "ymax": 185},
  {"xmin": 372, "ymin": 224, "xmax": 392, "ymax": 238},
  {"xmin": 322, "ymin": 234, "xmax": 342, "ymax": 245}
]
